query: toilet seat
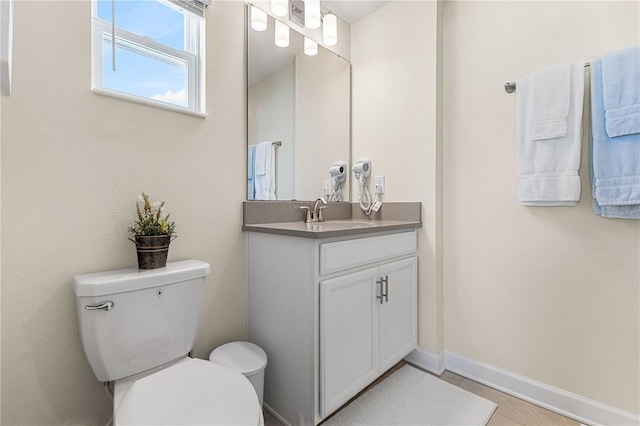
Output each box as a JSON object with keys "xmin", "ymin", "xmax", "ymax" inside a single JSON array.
[{"xmin": 115, "ymin": 358, "xmax": 262, "ymax": 425}]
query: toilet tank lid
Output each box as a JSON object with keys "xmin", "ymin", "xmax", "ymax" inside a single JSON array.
[{"xmin": 72, "ymin": 260, "xmax": 210, "ymax": 297}]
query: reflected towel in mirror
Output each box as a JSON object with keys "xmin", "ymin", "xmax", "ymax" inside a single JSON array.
[{"xmin": 254, "ymin": 141, "xmax": 276, "ymax": 200}]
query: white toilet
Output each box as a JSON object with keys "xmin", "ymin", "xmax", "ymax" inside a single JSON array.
[{"xmin": 72, "ymin": 259, "xmax": 263, "ymax": 425}]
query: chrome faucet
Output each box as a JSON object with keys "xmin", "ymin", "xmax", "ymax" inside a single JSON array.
[
  {"xmin": 313, "ymin": 197, "xmax": 327, "ymax": 222},
  {"xmin": 299, "ymin": 198, "xmax": 327, "ymax": 223}
]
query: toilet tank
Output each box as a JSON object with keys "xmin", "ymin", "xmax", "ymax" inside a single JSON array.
[{"xmin": 72, "ymin": 260, "xmax": 210, "ymax": 382}]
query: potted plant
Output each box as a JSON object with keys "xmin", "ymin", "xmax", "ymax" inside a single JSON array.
[{"xmin": 128, "ymin": 192, "xmax": 176, "ymax": 269}]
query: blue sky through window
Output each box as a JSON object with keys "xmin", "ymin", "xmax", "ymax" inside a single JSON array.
[
  {"xmin": 102, "ymin": 40, "xmax": 188, "ymax": 107},
  {"xmin": 97, "ymin": 0, "xmax": 188, "ymax": 107}
]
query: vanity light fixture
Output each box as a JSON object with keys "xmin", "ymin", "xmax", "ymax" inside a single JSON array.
[
  {"xmin": 252, "ymin": 1, "xmax": 338, "ymax": 50},
  {"xmin": 250, "ymin": 6, "xmax": 268, "ymax": 31},
  {"xmin": 289, "ymin": 0, "xmax": 305, "ymax": 27},
  {"xmin": 322, "ymin": 12, "xmax": 337, "ymax": 46},
  {"xmin": 304, "ymin": 0, "xmax": 321, "ymax": 29},
  {"xmin": 275, "ymin": 20, "xmax": 290, "ymax": 47},
  {"xmin": 304, "ymin": 37, "xmax": 318, "ymax": 56},
  {"xmin": 271, "ymin": 0, "xmax": 288, "ymax": 17}
]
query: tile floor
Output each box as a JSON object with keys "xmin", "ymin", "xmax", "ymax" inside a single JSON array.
[{"xmin": 263, "ymin": 361, "xmax": 580, "ymax": 426}]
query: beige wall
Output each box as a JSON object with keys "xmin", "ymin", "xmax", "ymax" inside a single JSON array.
[
  {"xmin": 351, "ymin": 0, "xmax": 443, "ymax": 354},
  {"xmin": 353, "ymin": 0, "xmax": 639, "ymax": 417},
  {"xmin": 442, "ymin": 0, "xmax": 639, "ymax": 415},
  {"xmin": 0, "ymin": 1, "xmax": 247, "ymax": 424},
  {"xmin": 2, "ymin": 0, "xmax": 639, "ymax": 424}
]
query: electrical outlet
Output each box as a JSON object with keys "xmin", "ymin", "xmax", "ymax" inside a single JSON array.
[
  {"xmin": 374, "ymin": 175, "xmax": 385, "ymax": 194},
  {"xmin": 323, "ymin": 179, "xmax": 332, "ymax": 198}
]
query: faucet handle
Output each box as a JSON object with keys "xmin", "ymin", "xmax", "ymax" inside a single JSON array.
[
  {"xmin": 299, "ymin": 206, "xmax": 312, "ymax": 223},
  {"xmin": 317, "ymin": 206, "xmax": 327, "ymax": 222}
]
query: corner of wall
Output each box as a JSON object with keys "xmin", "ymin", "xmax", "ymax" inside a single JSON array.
[{"xmin": 434, "ymin": 0, "xmax": 445, "ymax": 356}]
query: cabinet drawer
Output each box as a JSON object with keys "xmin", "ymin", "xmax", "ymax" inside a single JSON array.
[{"xmin": 320, "ymin": 231, "xmax": 416, "ymax": 275}]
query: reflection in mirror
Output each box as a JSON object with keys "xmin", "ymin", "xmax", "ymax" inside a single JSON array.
[{"xmin": 247, "ymin": 9, "xmax": 351, "ymax": 201}]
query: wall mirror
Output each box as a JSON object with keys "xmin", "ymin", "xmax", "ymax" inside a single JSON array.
[{"xmin": 247, "ymin": 7, "xmax": 351, "ymax": 201}]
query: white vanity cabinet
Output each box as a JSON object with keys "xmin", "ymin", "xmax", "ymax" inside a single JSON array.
[
  {"xmin": 319, "ymin": 235, "xmax": 417, "ymax": 418},
  {"xmin": 246, "ymin": 229, "xmax": 417, "ymax": 426}
]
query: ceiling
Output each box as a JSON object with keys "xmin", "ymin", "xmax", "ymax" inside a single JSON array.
[{"xmin": 322, "ymin": 0, "xmax": 390, "ymax": 24}]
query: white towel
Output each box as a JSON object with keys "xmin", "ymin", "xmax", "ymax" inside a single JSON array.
[
  {"xmin": 517, "ymin": 61, "xmax": 585, "ymax": 206},
  {"xmin": 254, "ymin": 141, "xmax": 269, "ymax": 176},
  {"xmin": 254, "ymin": 141, "xmax": 276, "ymax": 200},
  {"xmin": 531, "ymin": 63, "xmax": 572, "ymax": 141}
]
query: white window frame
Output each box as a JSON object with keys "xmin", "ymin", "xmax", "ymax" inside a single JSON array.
[{"xmin": 91, "ymin": 1, "xmax": 206, "ymax": 116}]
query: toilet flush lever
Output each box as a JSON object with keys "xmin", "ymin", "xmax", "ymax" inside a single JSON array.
[{"xmin": 85, "ymin": 301, "xmax": 114, "ymax": 311}]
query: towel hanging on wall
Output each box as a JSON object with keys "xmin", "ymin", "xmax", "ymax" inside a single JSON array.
[
  {"xmin": 601, "ymin": 45, "xmax": 640, "ymax": 138},
  {"xmin": 531, "ymin": 63, "xmax": 571, "ymax": 141},
  {"xmin": 590, "ymin": 45, "xmax": 640, "ymax": 219},
  {"xmin": 516, "ymin": 61, "xmax": 585, "ymax": 206}
]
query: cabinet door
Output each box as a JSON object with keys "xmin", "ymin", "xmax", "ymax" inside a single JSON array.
[
  {"xmin": 378, "ymin": 257, "xmax": 418, "ymax": 372},
  {"xmin": 320, "ymin": 267, "xmax": 380, "ymax": 418}
]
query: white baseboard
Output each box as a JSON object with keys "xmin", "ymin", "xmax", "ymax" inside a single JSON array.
[
  {"xmin": 404, "ymin": 348, "xmax": 640, "ymax": 426},
  {"xmin": 404, "ymin": 347, "xmax": 445, "ymax": 375}
]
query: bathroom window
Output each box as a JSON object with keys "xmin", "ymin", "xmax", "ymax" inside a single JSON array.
[{"xmin": 91, "ymin": 0, "xmax": 206, "ymax": 115}]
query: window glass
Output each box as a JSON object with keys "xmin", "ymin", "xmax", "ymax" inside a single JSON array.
[
  {"xmin": 96, "ymin": 0, "xmax": 185, "ymax": 51},
  {"xmin": 101, "ymin": 38, "xmax": 188, "ymax": 108},
  {"xmin": 92, "ymin": 0, "xmax": 204, "ymax": 114}
]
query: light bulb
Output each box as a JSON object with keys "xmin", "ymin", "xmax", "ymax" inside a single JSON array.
[
  {"xmin": 250, "ymin": 6, "xmax": 267, "ymax": 31},
  {"xmin": 305, "ymin": 0, "xmax": 321, "ymax": 29},
  {"xmin": 323, "ymin": 13, "xmax": 337, "ymax": 46},
  {"xmin": 275, "ymin": 20, "xmax": 289, "ymax": 47},
  {"xmin": 271, "ymin": 0, "xmax": 288, "ymax": 17},
  {"xmin": 304, "ymin": 37, "xmax": 318, "ymax": 56}
]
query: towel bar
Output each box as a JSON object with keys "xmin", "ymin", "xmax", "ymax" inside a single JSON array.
[{"xmin": 505, "ymin": 62, "xmax": 590, "ymax": 93}]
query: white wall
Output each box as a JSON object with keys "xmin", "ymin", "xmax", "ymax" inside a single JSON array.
[
  {"xmin": 0, "ymin": 1, "xmax": 247, "ymax": 424},
  {"xmin": 442, "ymin": 0, "xmax": 639, "ymax": 416}
]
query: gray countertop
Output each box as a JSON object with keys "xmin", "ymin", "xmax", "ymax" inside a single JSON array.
[{"xmin": 242, "ymin": 219, "xmax": 422, "ymax": 239}]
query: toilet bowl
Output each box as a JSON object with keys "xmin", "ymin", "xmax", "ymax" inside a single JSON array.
[
  {"xmin": 114, "ymin": 358, "xmax": 262, "ymax": 425},
  {"xmin": 72, "ymin": 260, "xmax": 262, "ymax": 425}
]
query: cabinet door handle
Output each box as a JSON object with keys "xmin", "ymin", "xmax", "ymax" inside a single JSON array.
[
  {"xmin": 383, "ymin": 275, "xmax": 389, "ymax": 302},
  {"xmin": 377, "ymin": 276, "xmax": 389, "ymax": 304}
]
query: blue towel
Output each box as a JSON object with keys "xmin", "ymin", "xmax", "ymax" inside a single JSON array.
[
  {"xmin": 601, "ymin": 45, "xmax": 640, "ymax": 137},
  {"xmin": 247, "ymin": 144, "xmax": 256, "ymax": 200},
  {"xmin": 590, "ymin": 57, "xmax": 640, "ymax": 219}
]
